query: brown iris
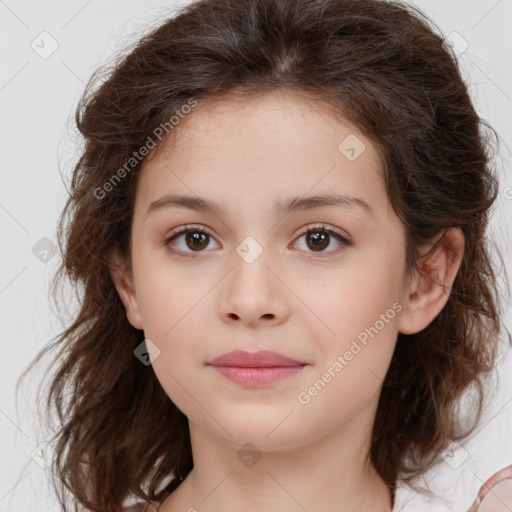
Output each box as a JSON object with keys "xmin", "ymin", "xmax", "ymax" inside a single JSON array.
[
  {"xmin": 306, "ymin": 230, "xmax": 329, "ymax": 251},
  {"xmin": 186, "ymin": 231, "xmax": 209, "ymax": 251}
]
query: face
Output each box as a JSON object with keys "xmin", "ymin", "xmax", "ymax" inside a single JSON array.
[{"xmin": 117, "ymin": 91, "xmax": 414, "ymax": 452}]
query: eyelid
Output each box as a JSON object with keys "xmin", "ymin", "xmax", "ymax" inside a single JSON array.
[
  {"xmin": 165, "ymin": 223, "xmax": 213, "ymax": 239},
  {"xmin": 164, "ymin": 223, "xmax": 350, "ymax": 241},
  {"xmin": 295, "ymin": 223, "xmax": 350, "ymax": 241}
]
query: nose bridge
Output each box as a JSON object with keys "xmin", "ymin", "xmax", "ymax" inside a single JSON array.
[
  {"xmin": 235, "ymin": 234, "xmax": 266, "ymax": 266},
  {"xmin": 230, "ymin": 233, "xmax": 273, "ymax": 292},
  {"xmin": 219, "ymin": 232, "xmax": 288, "ymax": 325}
]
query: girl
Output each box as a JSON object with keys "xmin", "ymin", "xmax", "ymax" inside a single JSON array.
[{"xmin": 18, "ymin": 0, "xmax": 511, "ymax": 510}]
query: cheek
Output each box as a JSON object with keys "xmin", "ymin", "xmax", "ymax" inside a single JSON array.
[
  {"xmin": 304, "ymin": 253, "xmax": 403, "ymax": 344},
  {"xmin": 134, "ymin": 261, "xmax": 216, "ymax": 376},
  {"xmin": 135, "ymin": 255, "xmax": 213, "ymax": 339},
  {"xmin": 295, "ymin": 251, "xmax": 403, "ymax": 403},
  {"xmin": 294, "ymin": 315, "xmax": 397, "ymax": 441},
  {"xmin": 138, "ymin": 278, "xmax": 208, "ymax": 414},
  {"xmin": 296, "ymin": 281, "xmax": 400, "ymax": 425}
]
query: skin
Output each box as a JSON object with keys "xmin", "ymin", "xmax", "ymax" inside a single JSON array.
[{"xmin": 110, "ymin": 90, "xmax": 464, "ymax": 512}]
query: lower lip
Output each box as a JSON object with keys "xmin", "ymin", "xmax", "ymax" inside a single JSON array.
[{"xmin": 210, "ymin": 365, "xmax": 306, "ymax": 387}]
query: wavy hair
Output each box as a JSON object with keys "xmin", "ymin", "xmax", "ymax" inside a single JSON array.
[{"xmin": 18, "ymin": 0, "xmax": 508, "ymax": 510}]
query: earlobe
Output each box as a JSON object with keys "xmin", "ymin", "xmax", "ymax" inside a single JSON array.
[
  {"xmin": 108, "ymin": 250, "xmax": 144, "ymax": 330},
  {"xmin": 398, "ymin": 227, "xmax": 465, "ymax": 335}
]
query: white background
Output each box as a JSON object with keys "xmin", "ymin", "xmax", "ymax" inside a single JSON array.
[{"xmin": 0, "ymin": 1, "xmax": 511, "ymax": 511}]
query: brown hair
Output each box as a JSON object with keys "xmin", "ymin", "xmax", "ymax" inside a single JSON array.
[{"xmin": 17, "ymin": 0, "xmax": 508, "ymax": 510}]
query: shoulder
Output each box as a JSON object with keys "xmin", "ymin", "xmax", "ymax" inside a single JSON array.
[
  {"xmin": 392, "ymin": 482, "xmax": 453, "ymax": 511},
  {"xmin": 468, "ymin": 464, "xmax": 512, "ymax": 512},
  {"xmin": 393, "ymin": 464, "xmax": 512, "ymax": 511}
]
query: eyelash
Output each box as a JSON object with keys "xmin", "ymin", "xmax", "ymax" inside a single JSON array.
[{"xmin": 163, "ymin": 223, "xmax": 352, "ymax": 258}]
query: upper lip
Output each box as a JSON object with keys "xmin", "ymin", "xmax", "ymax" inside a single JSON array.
[{"xmin": 208, "ymin": 350, "xmax": 305, "ymax": 367}]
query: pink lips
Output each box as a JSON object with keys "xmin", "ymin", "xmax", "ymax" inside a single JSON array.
[{"xmin": 207, "ymin": 350, "xmax": 306, "ymax": 387}]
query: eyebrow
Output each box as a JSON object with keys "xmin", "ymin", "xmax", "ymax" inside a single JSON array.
[{"xmin": 146, "ymin": 192, "xmax": 374, "ymax": 218}]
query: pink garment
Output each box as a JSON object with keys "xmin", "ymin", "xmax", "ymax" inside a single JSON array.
[{"xmin": 468, "ymin": 464, "xmax": 512, "ymax": 512}]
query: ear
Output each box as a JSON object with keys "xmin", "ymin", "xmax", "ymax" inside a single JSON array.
[
  {"xmin": 108, "ymin": 249, "xmax": 144, "ymax": 330},
  {"xmin": 398, "ymin": 227, "xmax": 465, "ymax": 335}
]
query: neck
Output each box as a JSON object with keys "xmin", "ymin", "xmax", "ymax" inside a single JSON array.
[{"xmin": 160, "ymin": 421, "xmax": 393, "ymax": 512}]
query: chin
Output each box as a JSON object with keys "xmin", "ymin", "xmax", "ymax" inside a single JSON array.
[{"xmin": 204, "ymin": 415, "xmax": 312, "ymax": 453}]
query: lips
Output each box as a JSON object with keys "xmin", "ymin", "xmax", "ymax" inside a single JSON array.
[
  {"xmin": 207, "ymin": 349, "xmax": 304, "ymax": 368},
  {"xmin": 207, "ymin": 350, "xmax": 307, "ymax": 387}
]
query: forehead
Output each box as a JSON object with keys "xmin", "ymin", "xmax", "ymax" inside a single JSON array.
[
  {"xmin": 135, "ymin": 90, "xmax": 388, "ymax": 218},
  {"xmin": 148, "ymin": 90, "xmax": 379, "ymax": 162}
]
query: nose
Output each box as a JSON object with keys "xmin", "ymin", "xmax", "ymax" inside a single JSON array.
[{"xmin": 218, "ymin": 245, "xmax": 289, "ymax": 328}]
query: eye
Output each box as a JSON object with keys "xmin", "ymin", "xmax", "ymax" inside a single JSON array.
[
  {"xmin": 292, "ymin": 223, "xmax": 352, "ymax": 256},
  {"xmin": 163, "ymin": 224, "xmax": 220, "ymax": 255},
  {"xmin": 163, "ymin": 223, "xmax": 352, "ymax": 257}
]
